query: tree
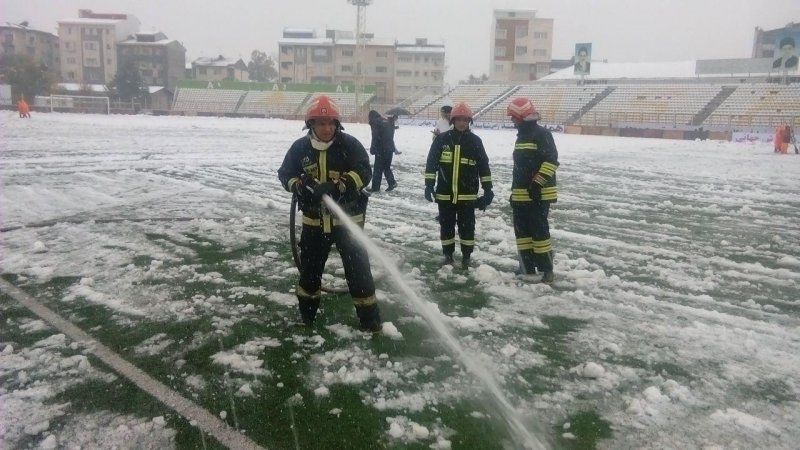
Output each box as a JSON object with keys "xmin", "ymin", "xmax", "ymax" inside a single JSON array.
[
  {"xmin": 107, "ymin": 61, "xmax": 147, "ymax": 102},
  {"xmin": 247, "ymin": 50, "xmax": 277, "ymax": 82},
  {"xmin": 459, "ymin": 73, "xmax": 489, "ymax": 85},
  {"xmin": 0, "ymin": 53, "xmax": 55, "ymax": 101}
]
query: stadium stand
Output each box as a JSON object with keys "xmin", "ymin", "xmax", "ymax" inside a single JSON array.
[
  {"xmin": 172, "ymin": 88, "xmax": 244, "ymax": 115},
  {"xmin": 703, "ymin": 83, "xmax": 800, "ymax": 128},
  {"xmin": 413, "ymin": 85, "xmax": 516, "ymax": 120},
  {"xmin": 237, "ymin": 90, "xmax": 311, "ymax": 116},
  {"xmin": 478, "ymin": 84, "xmax": 609, "ymax": 124}
]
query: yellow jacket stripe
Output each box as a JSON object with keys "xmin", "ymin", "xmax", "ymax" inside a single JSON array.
[
  {"xmin": 346, "ymin": 170, "xmax": 364, "ymax": 189},
  {"xmin": 302, "ymin": 214, "xmax": 365, "ymax": 227}
]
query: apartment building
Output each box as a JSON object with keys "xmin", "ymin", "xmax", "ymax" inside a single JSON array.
[
  {"xmin": 118, "ymin": 32, "xmax": 186, "ymax": 91},
  {"xmin": 0, "ymin": 21, "xmax": 60, "ymax": 73},
  {"xmin": 278, "ymin": 28, "xmax": 443, "ymax": 103},
  {"xmin": 58, "ymin": 9, "xmax": 140, "ymax": 84},
  {"xmin": 490, "ymin": 9, "xmax": 554, "ymax": 83},
  {"xmin": 190, "ymin": 56, "xmax": 249, "ymax": 82},
  {"xmin": 394, "ymin": 39, "xmax": 445, "ymax": 101}
]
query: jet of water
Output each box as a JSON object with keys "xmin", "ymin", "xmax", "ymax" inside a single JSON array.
[{"xmin": 323, "ymin": 196, "xmax": 549, "ymax": 450}]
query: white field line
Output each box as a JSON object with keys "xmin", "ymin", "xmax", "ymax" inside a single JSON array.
[{"xmin": 0, "ymin": 278, "xmax": 266, "ymax": 450}]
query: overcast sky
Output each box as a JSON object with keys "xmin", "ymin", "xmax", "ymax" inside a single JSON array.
[{"xmin": 3, "ymin": 0, "xmax": 799, "ymax": 84}]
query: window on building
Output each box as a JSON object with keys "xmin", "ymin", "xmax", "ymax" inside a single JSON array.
[
  {"xmin": 398, "ymin": 56, "xmax": 411, "ymax": 62},
  {"xmin": 516, "ymin": 26, "xmax": 528, "ymax": 38},
  {"xmin": 311, "ymin": 47, "xmax": 331, "ymax": 62},
  {"xmin": 342, "ymin": 48, "xmax": 353, "ymax": 56},
  {"xmin": 107, "ymin": 44, "xmax": 111, "ymax": 50},
  {"xmin": 67, "ymin": 57, "xmax": 76, "ymax": 64},
  {"xmin": 495, "ymin": 64, "xmax": 504, "ymax": 72},
  {"xmin": 68, "ymin": 27, "xmax": 72, "ymax": 35},
  {"xmin": 281, "ymin": 61, "xmax": 292, "ymax": 69},
  {"xmin": 86, "ymin": 57, "xmax": 98, "ymax": 66},
  {"xmin": 533, "ymin": 49, "xmax": 547, "ymax": 57},
  {"xmin": 3, "ymin": 33, "xmax": 12, "ymax": 43},
  {"xmin": 495, "ymin": 46, "xmax": 506, "ymax": 57},
  {"xmin": 107, "ymin": 58, "xmax": 112, "ymax": 64},
  {"xmin": 29, "ymin": 36, "xmax": 36, "ymax": 44},
  {"xmin": 432, "ymin": 71, "xmax": 442, "ymax": 81},
  {"xmin": 67, "ymin": 71, "xmax": 75, "ymax": 79},
  {"xmin": 375, "ymin": 66, "xmax": 387, "ymax": 73},
  {"xmin": 534, "ymin": 32, "xmax": 548, "ymax": 39},
  {"xmin": 396, "ymin": 70, "xmax": 412, "ymax": 77},
  {"xmin": 432, "ymin": 57, "xmax": 443, "ymax": 66},
  {"xmin": 495, "ymin": 29, "xmax": 507, "ymax": 39},
  {"xmin": 295, "ymin": 47, "xmax": 306, "ymax": 59},
  {"xmin": 65, "ymin": 42, "xmax": 72, "ymax": 50},
  {"xmin": 516, "ymin": 46, "xmax": 527, "ymax": 56},
  {"xmin": 376, "ymin": 50, "xmax": 387, "ymax": 57},
  {"xmin": 214, "ymin": 68, "xmax": 221, "ymax": 75},
  {"xmin": 199, "ymin": 68, "xmax": 207, "ymax": 75},
  {"xmin": 341, "ymin": 64, "xmax": 353, "ymax": 72},
  {"xmin": 281, "ymin": 46, "xmax": 290, "ymax": 54},
  {"xmin": 414, "ymin": 71, "xmax": 419, "ymax": 76}
]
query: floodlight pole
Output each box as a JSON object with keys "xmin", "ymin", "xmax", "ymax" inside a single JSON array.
[{"xmin": 349, "ymin": 0, "xmax": 372, "ymax": 120}]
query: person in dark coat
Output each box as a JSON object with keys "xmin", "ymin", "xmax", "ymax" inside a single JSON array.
[
  {"xmin": 367, "ymin": 110, "xmax": 398, "ymax": 192},
  {"xmin": 277, "ymin": 95, "xmax": 381, "ymax": 332},
  {"xmin": 506, "ymin": 97, "xmax": 559, "ymax": 284},
  {"xmin": 424, "ymin": 102, "xmax": 493, "ymax": 269}
]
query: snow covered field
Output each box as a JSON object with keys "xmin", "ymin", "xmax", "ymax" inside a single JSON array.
[{"xmin": 1, "ymin": 110, "xmax": 799, "ymax": 449}]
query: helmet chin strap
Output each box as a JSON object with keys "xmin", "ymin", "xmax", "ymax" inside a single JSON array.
[{"xmin": 310, "ymin": 129, "xmax": 335, "ymax": 150}]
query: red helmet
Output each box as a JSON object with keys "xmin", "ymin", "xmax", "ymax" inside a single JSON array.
[
  {"xmin": 450, "ymin": 102, "xmax": 474, "ymax": 120},
  {"xmin": 305, "ymin": 95, "xmax": 341, "ymax": 122},
  {"xmin": 507, "ymin": 97, "xmax": 540, "ymax": 122}
]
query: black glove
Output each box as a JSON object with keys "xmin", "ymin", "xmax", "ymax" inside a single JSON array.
[
  {"xmin": 528, "ymin": 183, "xmax": 542, "ymax": 201},
  {"xmin": 292, "ymin": 177, "xmax": 315, "ymax": 205},
  {"xmin": 424, "ymin": 185, "xmax": 435, "ymax": 202},
  {"xmin": 476, "ymin": 189, "xmax": 494, "ymax": 211},
  {"xmin": 313, "ymin": 181, "xmax": 340, "ymax": 203}
]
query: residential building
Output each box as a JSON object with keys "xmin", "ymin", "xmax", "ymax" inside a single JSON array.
[
  {"xmin": 278, "ymin": 28, "xmax": 443, "ymax": 103},
  {"xmin": 118, "ymin": 31, "xmax": 186, "ymax": 91},
  {"xmin": 190, "ymin": 55, "xmax": 249, "ymax": 82},
  {"xmin": 394, "ymin": 38, "xmax": 445, "ymax": 101},
  {"xmin": 0, "ymin": 21, "xmax": 60, "ymax": 73},
  {"xmin": 58, "ymin": 9, "xmax": 140, "ymax": 84},
  {"xmin": 490, "ymin": 9, "xmax": 554, "ymax": 83}
]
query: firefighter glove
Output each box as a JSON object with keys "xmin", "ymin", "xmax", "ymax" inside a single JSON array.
[
  {"xmin": 528, "ymin": 183, "xmax": 542, "ymax": 201},
  {"xmin": 313, "ymin": 181, "xmax": 341, "ymax": 202},
  {"xmin": 424, "ymin": 185, "xmax": 435, "ymax": 202},
  {"xmin": 292, "ymin": 178, "xmax": 315, "ymax": 205},
  {"xmin": 476, "ymin": 189, "xmax": 494, "ymax": 211}
]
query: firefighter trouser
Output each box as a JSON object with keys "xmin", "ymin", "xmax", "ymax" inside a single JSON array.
[
  {"xmin": 437, "ymin": 203, "xmax": 475, "ymax": 257},
  {"xmin": 297, "ymin": 224, "xmax": 379, "ymax": 326},
  {"xmin": 371, "ymin": 152, "xmax": 395, "ymax": 189},
  {"xmin": 512, "ymin": 202, "xmax": 553, "ymax": 274}
]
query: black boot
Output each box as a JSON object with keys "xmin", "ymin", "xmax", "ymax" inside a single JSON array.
[
  {"xmin": 442, "ymin": 253, "xmax": 454, "ymax": 266},
  {"xmin": 355, "ymin": 304, "xmax": 382, "ymax": 333},
  {"xmin": 461, "ymin": 255, "xmax": 471, "ymax": 270},
  {"xmin": 386, "ymin": 182, "xmax": 398, "ymax": 191},
  {"xmin": 297, "ymin": 297, "xmax": 321, "ymax": 326}
]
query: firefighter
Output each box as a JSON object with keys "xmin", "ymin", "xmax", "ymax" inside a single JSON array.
[
  {"xmin": 424, "ymin": 102, "xmax": 493, "ymax": 269},
  {"xmin": 277, "ymin": 95, "xmax": 381, "ymax": 332},
  {"xmin": 506, "ymin": 97, "xmax": 559, "ymax": 284}
]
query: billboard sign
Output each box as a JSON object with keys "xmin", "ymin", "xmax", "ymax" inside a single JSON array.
[
  {"xmin": 574, "ymin": 43, "xmax": 592, "ymax": 75},
  {"xmin": 773, "ymin": 32, "xmax": 800, "ymax": 72}
]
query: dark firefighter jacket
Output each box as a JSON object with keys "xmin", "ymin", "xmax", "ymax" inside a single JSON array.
[
  {"xmin": 511, "ymin": 121, "xmax": 559, "ymax": 204},
  {"xmin": 278, "ymin": 131, "xmax": 371, "ymax": 232},
  {"xmin": 425, "ymin": 129, "xmax": 492, "ymax": 204}
]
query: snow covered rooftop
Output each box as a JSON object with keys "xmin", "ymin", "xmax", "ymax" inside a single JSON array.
[
  {"xmin": 278, "ymin": 37, "xmax": 334, "ymax": 45},
  {"xmin": 541, "ymin": 60, "xmax": 699, "ymax": 81},
  {"xmin": 57, "ymin": 17, "xmax": 125, "ymax": 25},
  {"xmin": 395, "ymin": 46, "xmax": 446, "ymax": 54},
  {"xmin": 192, "ymin": 56, "xmax": 245, "ymax": 67},
  {"xmin": 56, "ymin": 83, "xmax": 108, "ymax": 93}
]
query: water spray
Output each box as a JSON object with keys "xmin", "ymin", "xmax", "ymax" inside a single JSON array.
[{"xmin": 322, "ymin": 196, "xmax": 549, "ymax": 450}]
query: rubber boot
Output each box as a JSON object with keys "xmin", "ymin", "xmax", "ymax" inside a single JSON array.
[
  {"xmin": 297, "ymin": 297, "xmax": 321, "ymax": 326},
  {"xmin": 355, "ymin": 304, "xmax": 382, "ymax": 333}
]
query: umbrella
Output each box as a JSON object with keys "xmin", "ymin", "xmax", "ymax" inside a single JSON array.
[{"xmin": 385, "ymin": 107, "xmax": 411, "ymax": 116}]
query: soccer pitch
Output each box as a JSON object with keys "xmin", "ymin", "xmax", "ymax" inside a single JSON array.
[{"xmin": 2, "ymin": 111, "xmax": 799, "ymax": 449}]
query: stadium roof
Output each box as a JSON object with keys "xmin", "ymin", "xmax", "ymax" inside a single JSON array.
[{"xmin": 541, "ymin": 60, "xmax": 698, "ymax": 81}]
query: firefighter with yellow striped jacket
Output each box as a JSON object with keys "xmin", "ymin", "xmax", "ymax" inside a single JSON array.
[
  {"xmin": 277, "ymin": 95, "xmax": 381, "ymax": 332},
  {"xmin": 424, "ymin": 102, "xmax": 493, "ymax": 269},
  {"xmin": 506, "ymin": 97, "xmax": 559, "ymax": 284}
]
